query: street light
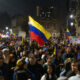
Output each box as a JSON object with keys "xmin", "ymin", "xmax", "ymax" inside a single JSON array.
[
  {"xmin": 66, "ymin": 14, "xmax": 74, "ymax": 27},
  {"xmin": 70, "ymin": 14, "xmax": 74, "ymax": 19},
  {"xmin": 6, "ymin": 27, "xmax": 8, "ymax": 30},
  {"xmin": 70, "ymin": 22, "xmax": 74, "ymax": 26}
]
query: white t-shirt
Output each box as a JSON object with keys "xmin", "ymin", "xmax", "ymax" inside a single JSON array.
[
  {"xmin": 68, "ymin": 74, "xmax": 80, "ymax": 80},
  {"xmin": 41, "ymin": 75, "xmax": 46, "ymax": 80},
  {"xmin": 41, "ymin": 74, "xmax": 52, "ymax": 80}
]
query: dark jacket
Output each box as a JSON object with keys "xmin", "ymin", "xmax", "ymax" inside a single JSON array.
[
  {"xmin": 28, "ymin": 62, "xmax": 44, "ymax": 80},
  {"xmin": 13, "ymin": 69, "xmax": 33, "ymax": 80},
  {"xmin": 8, "ymin": 61, "xmax": 16, "ymax": 80},
  {"xmin": 66, "ymin": 70, "xmax": 76, "ymax": 78},
  {"xmin": 0, "ymin": 63, "xmax": 9, "ymax": 80}
]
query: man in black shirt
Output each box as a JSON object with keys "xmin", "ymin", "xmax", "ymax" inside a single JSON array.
[{"xmin": 28, "ymin": 54, "xmax": 44, "ymax": 80}]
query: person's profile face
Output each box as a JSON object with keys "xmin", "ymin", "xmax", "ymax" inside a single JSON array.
[
  {"xmin": 47, "ymin": 66, "xmax": 53, "ymax": 74},
  {"xmin": 71, "ymin": 63, "xmax": 75, "ymax": 71}
]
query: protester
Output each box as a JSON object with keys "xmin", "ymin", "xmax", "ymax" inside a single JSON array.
[
  {"xmin": 66, "ymin": 60, "xmax": 76, "ymax": 78},
  {"xmin": 68, "ymin": 62, "xmax": 80, "ymax": 80},
  {"xmin": 7, "ymin": 53, "xmax": 17, "ymax": 80},
  {"xmin": 0, "ymin": 56, "xmax": 9, "ymax": 80},
  {"xmin": 13, "ymin": 59, "xmax": 33, "ymax": 80},
  {"xmin": 28, "ymin": 54, "xmax": 44, "ymax": 80},
  {"xmin": 2, "ymin": 48, "xmax": 9, "ymax": 64},
  {"xmin": 41, "ymin": 64, "xmax": 57, "ymax": 80}
]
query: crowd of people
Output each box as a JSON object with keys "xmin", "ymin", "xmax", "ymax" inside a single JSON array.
[{"xmin": 0, "ymin": 37, "xmax": 80, "ymax": 80}]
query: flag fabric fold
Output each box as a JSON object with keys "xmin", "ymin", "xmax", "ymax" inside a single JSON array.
[
  {"xmin": 10, "ymin": 33, "xmax": 15, "ymax": 38},
  {"xmin": 28, "ymin": 16, "xmax": 51, "ymax": 46},
  {"xmin": 66, "ymin": 28, "xmax": 71, "ymax": 39}
]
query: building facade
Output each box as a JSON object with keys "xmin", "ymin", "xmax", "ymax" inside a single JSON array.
[
  {"xmin": 36, "ymin": 6, "xmax": 61, "ymax": 37},
  {"xmin": 11, "ymin": 15, "xmax": 28, "ymax": 36},
  {"xmin": 75, "ymin": 0, "xmax": 80, "ymax": 36}
]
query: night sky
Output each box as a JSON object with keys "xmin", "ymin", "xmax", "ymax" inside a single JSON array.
[{"xmin": 0, "ymin": 0, "xmax": 68, "ymax": 17}]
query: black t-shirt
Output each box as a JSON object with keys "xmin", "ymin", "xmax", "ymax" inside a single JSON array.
[
  {"xmin": 28, "ymin": 62, "xmax": 44, "ymax": 80},
  {"xmin": 0, "ymin": 63, "xmax": 9, "ymax": 80}
]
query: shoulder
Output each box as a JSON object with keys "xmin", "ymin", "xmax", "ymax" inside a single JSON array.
[
  {"xmin": 41, "ymin": 74, "xmax": 46, "ymax": 80},
  {"xmin": 68, "ymin": 76, "xmax": 76, "ymax": 80}
]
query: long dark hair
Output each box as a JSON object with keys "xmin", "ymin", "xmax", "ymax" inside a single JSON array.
[{"xmin": 46, "ymin": 64, "xmax": 56, "ymax": 80}]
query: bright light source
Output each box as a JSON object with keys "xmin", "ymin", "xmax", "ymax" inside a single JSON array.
[
  {"xmin": 70, "ymin": 14, "xmax": 73, "ymax": 18},
  {"xmin": 6, "ymin": 27, "xmax": 8, "ymax": 30},
  {"xmin": 29, "ymin": 21, "xmax": 33, "ymax": 24},
  {"xmin": 70, "ymin": 22, "xmax": 74, "ymax": 26}
]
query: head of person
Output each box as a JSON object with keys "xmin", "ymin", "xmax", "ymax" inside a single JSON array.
[
  {"xmin": 26, "ymin": 50, "xmax": 33, "ymax": 57},
  {"xmin": 17, "ymin": 46, "xmax": 21, "ymax": 51},
  {"xmin": 71, "ymin": 60, "xmax": 77, "ymax": 71},
  {"xmin": 16, "ymin": 59, "xmax": 28, "ymax": 70},
  {"xmin": 22, "ymin": 50, "xmax": 26, "ymax": 57},
  {"xmin": 37, "ymin": 58, "xmax": 43, "ymax": 65},
  {"xmin": 34, "ymin": 49, "xmax": 39, "ymax": 56},
  {"xmin": 65, "ymin": 47, "xmax": 71, "ymax": 54},
  {"xmin": 56, "ymin": 51, "xmax": 62, "ymax": 59},
  {"xmin": 39, "ymin": 49, "xmax": 43, "ymax": 53},
  {"xmin": 28, "ymin": 54, "xmax": 36, "ymax": 65},
  {"xmin": 8, "ymin": 53, "xmax": 16, "ymax": 64},
  {"xmin": 47, "ymin": 64, "xmax": 53, "ymax": 74},
  {"xmin": 2, "ymin": 48, "xmax": 9, "ymax": 57},
  {"xmin": 73, "ymin": 62, "xmax": 80, "ymax": 74},
  {"xmin": 46, "ymin": 56, "xmax": 52, "ymax": 64}
]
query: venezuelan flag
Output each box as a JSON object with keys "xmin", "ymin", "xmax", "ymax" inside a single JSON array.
[
  {"xmin": 18, "ymin": 35, "xmax": 23, "ymax": 44},
  {"xmin": 10, "ymin": 33, "xmax": 15, "ymax": 38},
  {"xmin": 66, "ymin": 28, "xmax": 71, "ymax": 36},
  {"xmin": 28, "ymin": 16, "xmax": 51, "ymax": 47},
  {"xmin": 66, "ymin": 28, "xmax": 71, "ymax": 40}
]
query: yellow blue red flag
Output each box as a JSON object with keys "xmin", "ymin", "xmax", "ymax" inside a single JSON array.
[
  {"xmin": 18, "ymin": 35, "xmax": 23, "ymax": 44},
  {"xmin": 28, "ymin": 16, "xmax": 51, "ymax": 46},
  {"xmin": 10, "ymin": 33, "xmax": 15, "ymax": 38}
]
